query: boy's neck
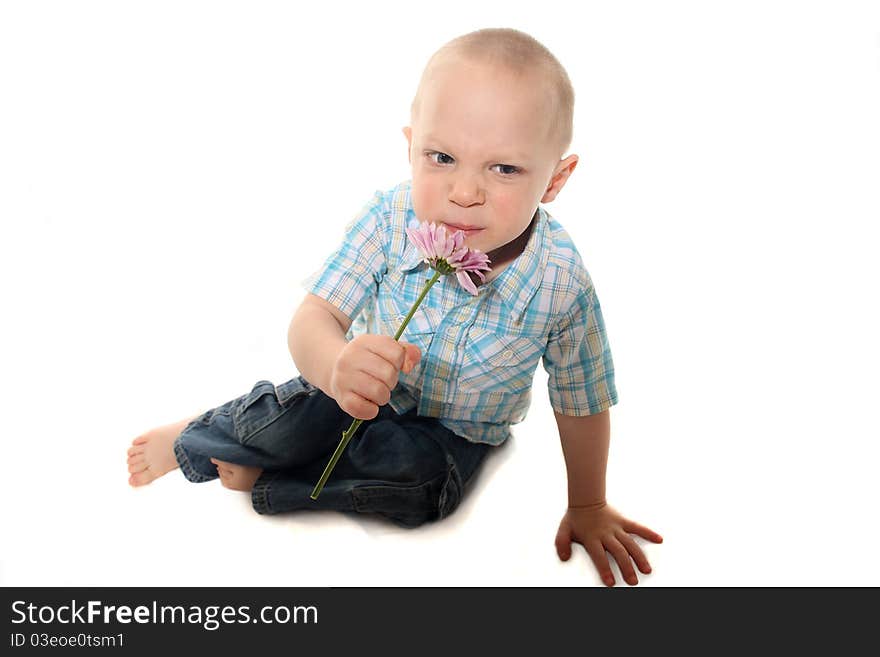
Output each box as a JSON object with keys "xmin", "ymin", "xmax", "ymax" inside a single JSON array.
[{"xmin": 480, "ymin": 212, "xmax": 537, "ymax": 285}]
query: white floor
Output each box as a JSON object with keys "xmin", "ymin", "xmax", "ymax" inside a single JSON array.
[
  {"xmin": 0, "ymin": 360, "xmax": 672, "ymax": 588},
  {"xmin": 2, "ymin": 1, "xmax": 879, "ymax": 587},
  {"xmin": 3, "ymin": 328, "xmax": 878, "ymax": 587}
]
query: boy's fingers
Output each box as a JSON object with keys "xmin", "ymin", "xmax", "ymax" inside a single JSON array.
[
  {"xmin": 348, "ymin": 370, "xmax": 391, "ymax": 408},
  {"xmin": 607, "ymin": 539, "xmax": 639, "ymax": 585},
  {"xmin": 554, "ymin": 516, "xmax": 576, "ymax": 562},
  {"xmin": 623, "ymin": 520, "xmax": 664, "ymax": 543},
  {"xmin": 339, "ymin": 388, "xmax": 380, "ymax": 421},
  {"xmin": 615, "ymin": 531, "xmax": 652, "ymax": 573},
  {"xmin": 363, "ymin": 336, "xmax": 409, "ymax": 370},
  {"xmin": 361, "ymin": 335, "xmax": 421, "ymax": 373},
  {"xmin": 400, "ymin": 342, "xmax": 422, "ymax": 372},
  {"xmin": 582, "ymin": 540, "xmax": 615, "ymax": 587},
  {"xmin": 356, "ymin": 351, "xmax": 399, "ymax": 390},
  {"xmin": 554, "ymin": 527, "xmax": 573, "ymax": 562}
]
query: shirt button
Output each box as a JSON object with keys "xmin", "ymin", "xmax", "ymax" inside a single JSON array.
[{"xmin": 502, "ymin": 350, "xmax": 514, "ymax": 361}]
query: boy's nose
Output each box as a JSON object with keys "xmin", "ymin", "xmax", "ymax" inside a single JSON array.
[{"xmin": 448, "ymin": 176, "xmax": 484, "ymax": 207}]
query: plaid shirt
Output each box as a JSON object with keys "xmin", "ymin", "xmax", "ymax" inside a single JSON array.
[{"xmin": 303, "ymin": 180, "xmax": 618, "ymax": 445}]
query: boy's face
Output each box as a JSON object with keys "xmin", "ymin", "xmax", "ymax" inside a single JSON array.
[{"xmin": 403, "ymin": 56, "xmax": 577, "ymax": 258}]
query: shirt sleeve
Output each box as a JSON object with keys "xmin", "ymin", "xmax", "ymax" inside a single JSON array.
[
  {"xmin": 301, "ymin": 191, "xmax": 389, "ymax": 321},
  {"xmin": 542, "ymin": 284, "xmax": 619, "ymax": 416}
]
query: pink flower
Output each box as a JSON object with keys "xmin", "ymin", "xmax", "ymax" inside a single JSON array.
[{"xmin": 405, "ymin": 222, "xmax": 492, "ymax": 295}]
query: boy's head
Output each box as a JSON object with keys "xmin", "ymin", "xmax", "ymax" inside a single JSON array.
[{"xmin": 403, "ymin": 28, "xmax": 578, "ymax": 260}]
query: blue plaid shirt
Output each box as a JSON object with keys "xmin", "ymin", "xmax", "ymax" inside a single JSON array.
[{"xmin": 303, "ymin": 180, "xmax": 618, "ymax": 445}]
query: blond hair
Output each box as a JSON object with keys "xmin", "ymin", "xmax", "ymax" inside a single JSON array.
[{"xmin": 411, "ymin": 28, "xmax": 575, "ymax": 155}]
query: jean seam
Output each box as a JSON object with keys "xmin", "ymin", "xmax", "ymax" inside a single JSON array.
[
  {"xmin": 437, "ymin": 459, "xmax": 462, "ymax": 519},
  {"xmin": 173, "ymin": 440, "xmax": 215, "ymax": 483},
  {"xmin": 252, "ymin": 470, "xmax": 281, "ymax": 514}
]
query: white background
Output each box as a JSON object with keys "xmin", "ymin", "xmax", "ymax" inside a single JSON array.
[{"xmin": 1, "ymin": 0, "xmax": 878, "ymax": 587}]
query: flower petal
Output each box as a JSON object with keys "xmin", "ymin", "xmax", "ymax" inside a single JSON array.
[
  {"xmin": 406, "ymin": 224, "xmax": 430, "ymax": 260},
  {"xmin": 456, "ymin": 270, "xmax": 478, "ymax": 295},
  {"xmin": 446, "ymin": 246, "xmax": 469, "ymax": 266},
  {"xmin": 433, "ymin": 224, "xmax": 455, "ymax": 260},
  {"xmin": 455, "ymin": 249, "xmax": 492, "ymax": 273}
]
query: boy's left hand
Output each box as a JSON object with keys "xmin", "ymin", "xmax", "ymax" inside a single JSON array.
[{"xmin": 555, "ymin": 502, "xmax": 663, "ymax": 586}]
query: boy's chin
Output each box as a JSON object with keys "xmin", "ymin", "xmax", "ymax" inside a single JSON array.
[{"xmin": 462, "ymin": 235, "xmax": 493, "ymax": 253}]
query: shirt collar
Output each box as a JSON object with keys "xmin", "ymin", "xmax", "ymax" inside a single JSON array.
[
  {"xmin": 399, "ymin": 217, "xmax": 428, "ymax": 273},
  {"xmin": 398, "ymin": 207, "xmax": 551, "ymax": 322}
]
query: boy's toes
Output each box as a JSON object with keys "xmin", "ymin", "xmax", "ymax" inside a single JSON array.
[
  {"xmin": 128, "ymin": 461, "xmax": 148, "ymax": 474},
  {"xmin": 211, "ymin": 459, "xmax": 233, "ymax": 488},
  {"xmin": 209, "ymin": 458, "xmax": 262, "ymax": 492},
  {"xmin": 129, "ymin": 469, "xmax": 155, "ymax": 487},
  {"xmin": 127, "ymin": 453, "xmax": 146, "ymax": 472},
  {"xmin": 210, "ymin": 457, "xmax": 230, "ymax": 473}
]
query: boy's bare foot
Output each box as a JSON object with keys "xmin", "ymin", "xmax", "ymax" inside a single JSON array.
[
  {"xmin": 127, "ymin": 414, "xmax": 200, "ymax": 487},
  {"xmin": 210, "ymin": 458, "xmax": 263, "ymax": 492}
]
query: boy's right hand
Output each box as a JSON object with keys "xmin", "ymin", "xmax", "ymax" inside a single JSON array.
[{"xmin": 329, "ymin": 335, "xmax": 421, "ymax": 420}]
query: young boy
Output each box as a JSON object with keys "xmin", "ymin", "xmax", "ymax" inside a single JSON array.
[{"xmin": 126, "ymin": 27, "xmax": 662, "ymax": 586}]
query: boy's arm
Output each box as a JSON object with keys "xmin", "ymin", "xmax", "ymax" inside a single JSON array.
[
  {"xmin": 555, "ymin": 410, "xmax": 609, "ymax": 508},
  {"xmin": 288, "ymin": 293, "xmax": 351, "ymax": 398},
  {"xmin": 553, "ymin": 409, "xmax": 663, "ymax": 586}
]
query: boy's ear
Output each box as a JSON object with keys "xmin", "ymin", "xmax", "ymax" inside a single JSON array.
[
  {"xmin": 402, "ymin": 127, "xmax": 413, "ymax": 164},
  {"xmin": 541, "ymin": 155, "xmax": 579, "ymax": 203}
]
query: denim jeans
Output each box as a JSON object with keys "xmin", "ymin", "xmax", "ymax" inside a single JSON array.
[{"xmin": 173, "ymin": 376, "xmax": 494, "ymax": 528}]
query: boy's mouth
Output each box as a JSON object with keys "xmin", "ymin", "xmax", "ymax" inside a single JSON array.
[{"xmin": 442, "ymin": 221, "xmax": 484, "ymax": 236}]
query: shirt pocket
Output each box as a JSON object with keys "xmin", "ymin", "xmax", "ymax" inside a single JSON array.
[{"xmin": 458, "ymin": 327, "xmax": 546, "ymax": 394}]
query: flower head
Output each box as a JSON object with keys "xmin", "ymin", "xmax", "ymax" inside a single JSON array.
[{"xmin": 406, "ymin": 222, "xmax": 492, "ymax": 295}]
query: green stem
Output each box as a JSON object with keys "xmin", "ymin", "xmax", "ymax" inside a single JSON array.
[{"xmin": 310, "ymin": 269, "xmax": 443, "ymax": 500}]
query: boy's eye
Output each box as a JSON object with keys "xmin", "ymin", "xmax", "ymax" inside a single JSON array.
[
  {"xmin": 491, "ymin": 164, "xmax": 520, "ymax": 176},
  {"xmin": 425, "ymin": 152, "xmax": 518, "ymax": 175},
  {"xmin": 427, "ymin": 151, "xmax": 454, "ymax": 165}
]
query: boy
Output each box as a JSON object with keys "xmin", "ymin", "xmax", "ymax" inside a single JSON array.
[{"xmin": 126, "ymin": 28, "xmax": 662, "ymax": 586}]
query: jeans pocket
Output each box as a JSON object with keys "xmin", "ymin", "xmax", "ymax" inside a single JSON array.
[
  {"xmin": 351, "ymin": 457, "xmax": 463, "ymax": 528},
  {"xmin": 351, "ymin": 476, "xmax": 445, "ymax": 528},
  {"xmin": 232, "ymin": 377, "xmax": 314, "ymax": 444}
]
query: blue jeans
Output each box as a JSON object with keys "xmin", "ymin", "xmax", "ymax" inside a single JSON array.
[{"xmin": 173, "ymin": 376, "xmax": 494, "ymax": 528}]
